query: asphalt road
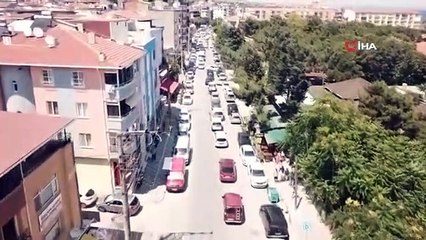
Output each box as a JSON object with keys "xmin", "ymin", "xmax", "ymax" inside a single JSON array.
[{"xmin": 93, "ymin": 45, "xmax": 315, "ymax": 240}]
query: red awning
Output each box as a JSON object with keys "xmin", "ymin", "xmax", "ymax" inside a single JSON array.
[{"xmin": 160, "ymin": 78, "xmax": 179, "ymax": 94}]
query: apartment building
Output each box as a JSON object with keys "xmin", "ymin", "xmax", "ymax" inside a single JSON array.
[
  {"xmin": 0, "ymin": 18, "xmax": 146, "ymax": 195},
  {"xmin": 213, "ymin": 4, "xmax": 230, "ymax": 20},
  {"xmin": 0, "ymin": 111, "xmax": 80, "ymax": 240},
  {"xmin": 72, "ymin": 15, "xmax": 164, "ymax": 130},
  {"xmin": 343, "ymin": 9, "xmax": 422, "ymax": 29},
  {"xmin": 243, "ymin": 6, "xmax": 337, "ymax": 21}
]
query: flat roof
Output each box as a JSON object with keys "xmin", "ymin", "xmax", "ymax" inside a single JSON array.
[{"xmin": 0, "ymin": 111, "xmax": 73, "ymax": 176}]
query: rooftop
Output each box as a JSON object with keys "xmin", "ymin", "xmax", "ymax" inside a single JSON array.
[
  {"xmin": 0, "ymin": 22, "xmax": 144, "ymax": 69},
  {"xmin": 325, "ymin": 78, "xmax": 371, "ymax": 100},
  {"xmin": 0, "ymin": 111, "xmax": 73, "ymax": 176}
]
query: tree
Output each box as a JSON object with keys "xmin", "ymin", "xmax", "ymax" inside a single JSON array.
[
  {"xmin": 358, "ymin": 81, "xmax": 415, "ymax": 131},
  {"xmin": 236, "ymin": 43, "xmax": 264, "ymax": 81},
  {"xmin": 283, "ymin": 98, "xmax": 426, "ymax": 239}
]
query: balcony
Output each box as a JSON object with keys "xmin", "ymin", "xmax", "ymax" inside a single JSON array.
[
  {"xmin": 104, "ymin": 68, "xmax": 138, "ymax": 102},
  {"xmin": 109, "ymin": 138, "xmax": 138, "ymax": 159},
  {"xmin": 107, "ymin": 106, "xmax": 139, "ymax": 132}
]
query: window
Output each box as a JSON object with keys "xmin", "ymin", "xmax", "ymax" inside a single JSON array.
[
  {"xmin": 42, "ymin": 69, "xmax": 54, "ymax": 85},
  {"xmin": 34, "ymin": 177, "xmax": 59, "ymax": 212},
  {"xmin": 107, "ymin": 104, "xmax": 120, "ymax": 118},
  {"xmin": 12, "ymin": 80, "xmax": 18, "ymax": 92},
  {"xmin": 79, "ymin": 133, "xmax": 92, "ymax": 147},
  {"xmin": 44, "ymin": 220, "xmax": 60, "ymax": 240},
  {"xmin": 72, "ymin": 72, "xmax": 84, "ymax": 87},
  {"xmin": 76, "ymin": 103, "xmax": 88, "ymax": 118},
  {"xmin": 153, "ymin": 50, "xmax": 156, "ymax": 60},
  {"xmin": 109, "ymin": 132, "xmax": 118, "ymax": 152},
  {"xmin": 46, "ymin": 101, "xmax": 59, "ymax": 115}
]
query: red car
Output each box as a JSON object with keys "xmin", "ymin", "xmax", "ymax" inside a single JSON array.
[{"xmin": 219, "ymin": 158, "xmax": 237, "ymax": 183}]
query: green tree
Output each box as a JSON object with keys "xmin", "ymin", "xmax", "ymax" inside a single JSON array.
[
  {"xmin": 236, "ymin": 43, "xmax": 264, "ymax": 81},
  {"xmin": 358, "ymin": 81, "xmax": 415, "ymax": 131}
]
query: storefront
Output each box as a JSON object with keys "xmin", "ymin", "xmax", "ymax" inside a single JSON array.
[{"xmin": 160, "ymin": 77, "xmax": 180, "ymax": 102}]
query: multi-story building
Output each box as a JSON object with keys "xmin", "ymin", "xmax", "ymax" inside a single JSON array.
[
  {"xmin": 242, "ymin": 5, "xmax": 337, "ymax": 21},
  {"xmin": 213, "ymin": 4, "xmax": 230, "ymax": 20},
  {"xmin": 343, "ymin": 9, "xmax": 422, "ymax": 29},
  {"xmin": 0, "ymin": 111, "xmax": 80, "ymax": 240},
  {"xmin": 0, "ymin": 18, "xmax": 146, "ymax": 195},
  {"xmin": 72, "ymin": 14, "xmax": 164, "ymax": 131}
]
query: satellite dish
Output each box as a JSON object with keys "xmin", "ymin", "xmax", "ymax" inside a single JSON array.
[
  {"xmin": 33, "ymin": 27, "xmax": 44, "ymax": 38},
  {"xmin": 23, "ymin": 28, "xmax": 32, "ymax": 37},
  {"xmin": 45, "ymin": 35, "xmax": 56, "ymax": 48}
]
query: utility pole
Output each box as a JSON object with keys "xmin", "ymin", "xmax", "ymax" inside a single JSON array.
[
  {"xmin": 293, "ymin": 155, "xmax": 299, "ymax": 209},
  {"xmin": 117, "ymin": 129, "xmax": 171, "ymax": 240}
]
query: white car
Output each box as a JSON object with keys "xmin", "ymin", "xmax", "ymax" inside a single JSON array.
[
  {"xmin": 210, "ymin": 65, "xmax": 219, "ymax": 71},
  {"xmin": 198, "ymin": 62, "xmax": 205, "ymax": 70},
  {"xmin": 185, "ymin": 84, "xmax": 194, "ymax": 94},
  {"xmin": 211, "ymin": 107, "xmax": 225, "ymax": 121},
  {"xmin": 225, "ymin": 92, "xmax": 236, "ymax": 102},
  {"xmin": 211, "ymin": 118, "xmax": 224, "ymax": 131},
  {"xmin": 182, "ymin": 93, "xmax": 193, "ymax": 105},
  {"xmin": 215, "ymin": 81, "xmax": 223, "ymax": 87},
  {"xmin": 79, "ymin": 189, "xmax": 98, "ymax": 208},
  {"xmin": 211, "ymin": 92, "xmax": 220, "ymax": 104},
  {"xmin": 208, "ymin": 83, "xmax": 217, "ymax": 93},
  {"xmin": 214, "ymin": 131, "xmax": 228, "ymax": 148},
  {"xmin": 179, "ymin": 114, "xmax": 191, "ymax": 131},
  {"xmin": 179, "ymin": 124, "xmax": 189, "ymax": 135},
  {"xmin": 179, "ymin": 108, "xmax": 191, "ymax": 120},
  {"xmin": 239, "ymin": 145, "xmax": 258, "ymax": 166},
  {"xmin": 230, "ymin": 112, "xmax": 241, "ymax": 124},
  {"xmin": 218, "ymin": 72, "xmax": 227, "ymax": 81},
  {"xmin": 187, "ymin": 71, "xmax": 195, "ymax": 79},
  {"xmin": 247, "ymin": 162, "xmax": 268, "ymax": 188}
]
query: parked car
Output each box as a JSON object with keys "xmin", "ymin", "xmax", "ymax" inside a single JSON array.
[
  {"xmin": 219, "ymin": 158, "xmax": 237, "ymax": 183},
  {"xmin": 79, "ymin": 189, "xmax": 98, "ymax": 208},
  {"xmin": 239, "ymin": 145, "xmax": 258, "ymax": 166},
  {"xmin": 208, "ymin": 82, "xmax": 217, "ymax": 92},
  {"xmin": 225, "ymin": 92, "xmax": 236, "ymax": 103},
  {"xmin": 227, "ymin": 103, "xmax": 239, "ymax": 116},
  {"xmin": 211, "ymin": 107, "xmax": 225, "ymax": 121},
  {"xmin": 179, "ymin": 108, "xmax": 191, "ymax": 120},
  {"xmin": 205, "ymin": 76, "xmax": 214, "ymax": 85},
  {"xmin": 97, "ymin": 194, "xmax": 141, "ymax": 216},
  {"xmin": 211, "ymin": 117, "xmax": 224, "ymax": 131},
  {"xmin": 166, "ymin": 157, "xmax": 186, "ymax": 192},
  {"xmin": 230, "ymin": 112, "xmax": 241, "ymax": 124},
  {"xmin": 259, "ymin": 204, "xmax": 289, "ymax": 239},
  {"xmin": 214, "ymin": 131, "xmax": 229, "ymax": 148},
  {"xmin": 182, "ymin": 93, "xmax": 193, "ymax": 105},
  {"xmin": 248, "ymin": 162, "xmax": 268, "ymax": 188},
  {"xmin": 222, "ymin": 193, "xmax": 245, "ymax": 224},
  {"xmin": 187, "ymin": 71, "xmax": 195, "ymax": 79},
  {"xmin": 267, "ymin": 187, "xmax": 281, "ymax": 203},
  {"xmin": 218, "ymin": 72, "xmax": 227, "ymax": 81},
  {"xmin": 179, "ymin": 114, "xmax": 191, "ymax": 130},
  {"xmin": 210, "ymin": 64, "xmax": 219, "ymax": 71}
]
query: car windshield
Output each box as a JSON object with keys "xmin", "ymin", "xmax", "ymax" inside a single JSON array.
[
  {"xmin": 129, "ymin": 197, "xmax": 139, "ymax": 206},
  {"xmin": 221, "ymin": 166, "xmax": 234, "ymax": 173},
  {"xmin": 214, "ymin": 112, "xmax": 223, "ymax": 117},
  {"xmin": 244, "ymin": 150, "xmax": 255, "ymax": 157},
  {"xmin": 252, "ymin": 170, "xmax": 265, "ymax": 177},
  {"xmin": 176, "ymin": 148, "xmax": 187, "ymax": 155},
  {"xmin": 180, "ymin": 119, "xmax": 189, "ymax": 123},
  {"xmin": 184, "ymin": 96, "xmax": 191, "ymax": 99},
  {"xmin": 213, "ymin": 123, "xmax": 222, "ymax": 127},
  {"xmin": 217, "ymin": 138, "xmax": 227, "ymax": 142}
]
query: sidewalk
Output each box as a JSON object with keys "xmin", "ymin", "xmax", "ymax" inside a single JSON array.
[{"xmin": 264, "ymin": 162, "xmax": 332, "ymax": 240}]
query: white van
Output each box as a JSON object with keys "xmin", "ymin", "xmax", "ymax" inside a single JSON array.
[{"xmin": 174, "ymin": 136, "xmax": 191, "ymax": 165}]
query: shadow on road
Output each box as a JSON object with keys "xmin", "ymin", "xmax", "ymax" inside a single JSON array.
[{"xmin": 135, "ymin": 106, "xmax": 181, "ymax": 195}]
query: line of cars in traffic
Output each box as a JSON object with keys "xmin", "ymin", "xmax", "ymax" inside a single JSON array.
[{"xmin": 203, "ymin": 48, "xmax": 290, "ymax": 239}]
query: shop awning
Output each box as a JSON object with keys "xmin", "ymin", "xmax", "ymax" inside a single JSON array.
[
  {"xmin": 264, "ymin": 129, "xmax": 288, "ymax": 145},
  {"xmin": 160, "ymin": 78, "xmax": 179, "ymax": 94}
]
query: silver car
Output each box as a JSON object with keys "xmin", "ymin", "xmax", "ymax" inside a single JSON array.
[{"xmin": 97, "ymin": 194, "xmax": 141, "ymax": 216}]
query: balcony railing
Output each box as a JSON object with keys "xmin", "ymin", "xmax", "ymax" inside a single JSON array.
[
  {"xmin": 107, "ymin": 107, "xmax": 139, "ymax": 132},
  {"xmin": 22, "ymin": 134, "xmax": 72, "ymax": 177},
  {"xmin": 105, "ymin": 78, "xmax": 137, "ymax": 102}
]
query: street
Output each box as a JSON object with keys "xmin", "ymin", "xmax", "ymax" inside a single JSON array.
[{"xmin": 92, "ymin": 44, "xmax": 332, "ymax": 240}]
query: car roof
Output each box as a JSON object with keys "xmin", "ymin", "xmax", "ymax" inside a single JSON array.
[
  {"xmin": 241, "ymin": 145, "xmax": 254, "ymax": 151},
  {"xmin": 180, "ymin": 114, "xmax": 190, "ymax": 120},
  {"xmin": 212, "ymin": 118, "xmax": 222, "ymax": 123},
  {"xmin": 215, "ymin": 131, "xmax": 226, "ymax": 137},
  {"xmin": 171, "ymin": 157, "xmax": 185, "ymax": 171},
  {"xmin": 180, "ymin": 108, "xmax": 189, "ymax": 114},
  {"xmin": 250, "ymin": 162, "xmax": 264, "ymax": 169},
  {"xmin": 223, "ymin": 192, "xmax": 242, "ymax": 206},
  {"xmin": 183, "ymin": 93, "xmax": 191, "ymax": 97},
  {"xmin": 220, "ymin": 158, "xmax": 235, "ymax": 166},
  {"xmin": 261, "ymin": 204, "xmax": 287, "ymax": 225},
  {"xmin": 212, "ymin": 107, "xmax": 223, "ymax": 112}
]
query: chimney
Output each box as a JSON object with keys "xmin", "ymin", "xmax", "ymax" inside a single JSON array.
[
  {"xmin": 77, "ymin": 23, "xmax": 84, "ymax": 32},
  {"xmin": 88, "ymin": 32, "xmax": 96, "ymax": 44},
  {"xmin": 2, "ymin": 36, "xmax": 12, "ymax": 45},
  {"xmin": 98, "ymin": 52, "xmax": 106, "ymax": 62}
]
